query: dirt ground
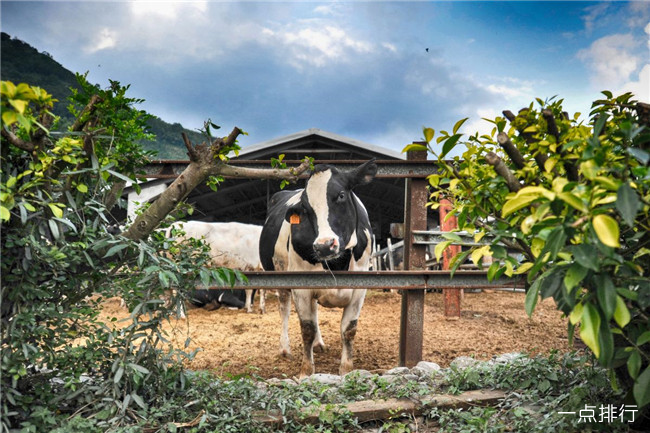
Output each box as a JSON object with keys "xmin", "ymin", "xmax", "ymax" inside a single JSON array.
[{"xmin": 99, "ymin": 290, "xmax": 572, "ymax": 379}]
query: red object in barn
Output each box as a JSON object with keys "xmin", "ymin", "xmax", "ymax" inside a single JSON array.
[{"xmin": 439, "ymin": 197, "xmax": 462, "ymax": 319}]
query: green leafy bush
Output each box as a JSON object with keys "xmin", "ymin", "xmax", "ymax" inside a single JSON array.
[
  {"xmin": 411, "ymin": 93, "xmax": 649, "ymax": 411},
  {"xmin": 0, "ymin": 77, "xmax": 237, "ymax": 431}
]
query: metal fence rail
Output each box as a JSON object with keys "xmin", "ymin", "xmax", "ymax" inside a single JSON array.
[{"xmin": 227, "ymin": 271, "xmax": 524, "ymax": 291}]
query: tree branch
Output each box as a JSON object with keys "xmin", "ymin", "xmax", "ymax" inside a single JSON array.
[
  {"xmin": 1, "ymin": 128, "xmax": 34, "ymax": 152},
  {"xmin": 210, "ymin": 158, "xmax": 311, "ymax": 182},
  {"xmin": 70, "ymin": 95, "xmax": 103, "ymax": 132},
  {"xmin": 542, "ymin": 109, "xmax": 579, "ymax": 181},
  {"xmin": 496, "ymin": 132, "xmax": 526, "ymax": 169},
  {"xmin": 182, "ymin": 132, "xmax": 199, "ymax": 161},
  {"xmin": 486, "ymin": 152, "xmax": 521, "ymax": 192}
]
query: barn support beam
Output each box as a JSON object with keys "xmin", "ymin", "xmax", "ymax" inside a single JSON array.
[{"xmin": 400, "ymin": 148, "xmax": 428, "ymax": 368}]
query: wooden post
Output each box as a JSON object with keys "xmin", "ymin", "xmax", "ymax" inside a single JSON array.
[
  {"xmin": 439, "ymin": 197, "xmax": 462, "ymax": 319},
  {"xmin": 399, "ymin": 148, "xmax": 428, "ymax": 367}
]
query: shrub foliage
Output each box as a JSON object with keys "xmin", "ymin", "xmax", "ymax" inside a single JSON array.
[
  {"xmin": 409, "ymin": 93, "xmax": 650, "ymax": 409},
  {"xmin": 0, "ymin": 77, "xmax": 239, "ymax": 431}
]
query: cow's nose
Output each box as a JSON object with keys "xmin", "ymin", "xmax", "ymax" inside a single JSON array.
[{"xmin": 313, "ymin": 237, "xmax": 338, "ymax": 258}]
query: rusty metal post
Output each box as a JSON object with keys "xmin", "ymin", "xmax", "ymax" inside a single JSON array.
[
  {"xmin": 439, "ymin": 197, "xmax": 462, "ymax": 319},
  {"xmin": 399, "ymin": 148, "xmax": 428, "ymax": 367}
]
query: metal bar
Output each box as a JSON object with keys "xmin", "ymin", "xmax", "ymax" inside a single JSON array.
[
  {"xmin": 219, "ymin": 271, "xmax": 525, "ymax": 291},
  {"xmin": 400, "ymin": 149, "xmax": 428, "ymax": 368}
]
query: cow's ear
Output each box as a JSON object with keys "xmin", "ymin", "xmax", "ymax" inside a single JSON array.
[
  {"xmin": 349, "ymin": 158, "xmax": 377, "ymax": 188},
  {"xmin": 285, "ymin": 204, "xmax": 301, "ymax": 224}
]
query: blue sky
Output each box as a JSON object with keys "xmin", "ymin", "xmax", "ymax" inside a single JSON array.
[{"xmin": 1, "ymin": 1, "xmax": 649, "ymax": 156}]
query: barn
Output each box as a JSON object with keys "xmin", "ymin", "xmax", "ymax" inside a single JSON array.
[{"xmin": 124, "ymin": 128, "xmax": 440, "ymax": 246}]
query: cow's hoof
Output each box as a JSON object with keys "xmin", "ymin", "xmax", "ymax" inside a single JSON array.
[
  {"xmin": 279, "ymin": 349, "xmax": 292, "ymax": 358},
  {"xmin": 312, "ymin": 343, "xmax": 326, "ymax": 353}
]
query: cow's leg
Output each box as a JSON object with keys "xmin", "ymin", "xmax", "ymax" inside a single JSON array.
[
  {"xmin": 278, "ymin": 289, "xmax": 291, "ymax": 357},
  {"xmin": 312, "ymin": 298, "xmax": 326, "ymax": 353},
  {"xmin": 244, "ymin": 289, "xmax": 254, "ymax": 313},
  {"xmin": 292, "ymin": 291, "xmax": 317, "ymax": 378},
  {"xmin": 339, "ymin": 289, "xmax": 366, "ymax": 375},
  {"xmin": 259, "ymin": 289, "xmax": 266, "ymax": 314}
]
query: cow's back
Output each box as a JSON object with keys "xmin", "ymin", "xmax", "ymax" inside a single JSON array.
[{"xmin": 169, "ymin": 221, "xmax": 263, "ymax": 270}]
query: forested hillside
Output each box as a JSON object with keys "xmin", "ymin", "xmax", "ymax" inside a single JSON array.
[{"xmin": 1, "ymin": 32, "xmax": 202, "ymax": 159}]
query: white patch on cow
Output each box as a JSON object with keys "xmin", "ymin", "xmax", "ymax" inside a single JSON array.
[
  {"xmin": 305, "ymin": 170, "xmax": 339, "ymax": 247},
  {"xmin": 349, "ymin": 228, "xmax": 372, "ymax": 271},
  {"xmin": 286, "ymin": 189, "xmax": 303, "ymax": 206}
]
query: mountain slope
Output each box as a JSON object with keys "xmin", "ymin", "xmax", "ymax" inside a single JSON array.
[{"xmin": 1, "ymin": 32, "xmax": 202, "ymax": 159}]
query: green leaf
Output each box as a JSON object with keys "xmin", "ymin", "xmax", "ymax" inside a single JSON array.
[
  {"xmin": 423, "ymin": 127, "xmax": 435, "ymax": 143},
  {"xmin": 570, "ymin": 244, "xmax": 598, "ymax": 271},
  {"xmin": 48, "ymin": 203, "xmax": 63, "ymax": 218},
  {"xmin": 103, "ymin": 244, "xmax": 128, "ymax": 258},
  {"xmin": 502, "ymin": 194, "xmax": 540, "ymax": 218},
  {"xmin": 452, "ymin": 117, "xmax": 468, "ymax": 134},
  {"xmin": 598, "ymin": 318, "xmax": 614, "ymax": 366},
  {"xmin": 440, "ymin": 133, "xmax": 462, "ymax": 159},
  {"xmin": 106, "ymin": 169, "xmax": 134, "ymax": 184},
  {"xmin": 557, "ymin": 192, "xmax": 588, "ymax": 213},
  {"xmin": 159, "ymin": 271, "xmax": 169, "ymax": 288},
  {"xmin": 434, "ymin": 240, "xmax": 453, "ymax": 262},
  {"xmin": 596, "ymin": 276, "xmax": 617, "ymax": 320},
  {"xmin": 48, "ymin": 219, "xmax": 60, "ymax": 240},
  {"xmin": 441, "ymin": 232, "xmax": 463, "ymax": 243},
  {"xmin": 0, "ymin": 206, "xmax": 9, "ymax": 221},
  {"xmin": 637, "ymin": 331, "xmax": 650, "ymax": 346},
  {"xmin": 613, "ymin": 295, "xmax": 630, "ymax": 328},
  {"xmin": 76, "ymin": 183, "xmax": 89, "ymax": 193},
  {"xmin": 592, "ymin": 214, "xmax": 620, "ymax": 248},
  {"xmin": 616, "ymin": 183, "xmax": 641, "ymax": 227},
  {"xmin": 525, "ymin": 277, "xmax": 542, "ymax": 316},
  {"xmin": 627, "ymin": 147, "xmax": 649, "ymax": 165},
  {"xmin": 628, "ymin": 350, "xmax": 641, "ymax": 379},
  {"xmin": 402, "ymin": 143, "xmax": 428, "ymax": 153},
  {"xmin": 131, "ymin": 392, "xmax": 147, "ymax": 410},
  {"xmin": 542, "ymin": 227, "xmax": 567, "ymax": 261},
  {"xmin": 448, "ymin": 249, "xmax": 471, "ymax": 277},
  {"xmin": 633, "ymin": 366, "xmax": 650, "ymax": 408},
  {"xmin": 580, "ymin": 303, "xmax": 601, "ymax": 358},
  {"xmin": 114, "ymin": 366, "xmax": 124, "ymax": 384},
  {"xmin": 563, "ymin": 262, "xmax": 588, "ymax": 292}
]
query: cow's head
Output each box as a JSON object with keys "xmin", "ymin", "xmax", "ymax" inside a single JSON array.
[{"xmin": 285, "ymin": 159, "xmax": 377, "ymax": 263}]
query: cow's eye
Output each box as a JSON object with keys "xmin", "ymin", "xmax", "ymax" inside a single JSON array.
[{"xmin": 337, "ymin": 191, "xmax": 346, "ymax": 202}]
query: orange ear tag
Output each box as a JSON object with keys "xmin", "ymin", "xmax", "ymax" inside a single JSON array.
[{"xmin": 290, "ymin": 214, "xmax": 301, "ymax": 225}]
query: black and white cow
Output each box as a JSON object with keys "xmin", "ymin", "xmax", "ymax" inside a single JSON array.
[{"xmin": 259, "ymin": 159, "xmax": 377, "ymax": 378}]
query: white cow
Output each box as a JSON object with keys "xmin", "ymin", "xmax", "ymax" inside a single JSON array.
[{"xmin": 167, "ymin": 221, "xmax": 265, "ymax": 315}]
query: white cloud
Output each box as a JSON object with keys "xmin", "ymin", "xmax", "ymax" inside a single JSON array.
[
  {"xmin": 130, "ymin": 1, "xmax": 207, "ymax": 20},
  {"xmin": 85, "ymin": 28, "xmax": 117, "ymax": 53},
  {"xmin": 382, "ymin": 42, "xmax": 397, "ymax": 53},
  {"xmin": 617, "ymin": 64, "xmax": 650, "ymax": 102},
  {"xmin": 264, "ymin": 24, "xmax": 374, "ymax": 69},
  {"xmin": 577, "ymin": 33, "xmax": 640, "ymax": 89},
  {"xmin": 581, "ymin": 3, "xmax": 610, "ymax": 34}
]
